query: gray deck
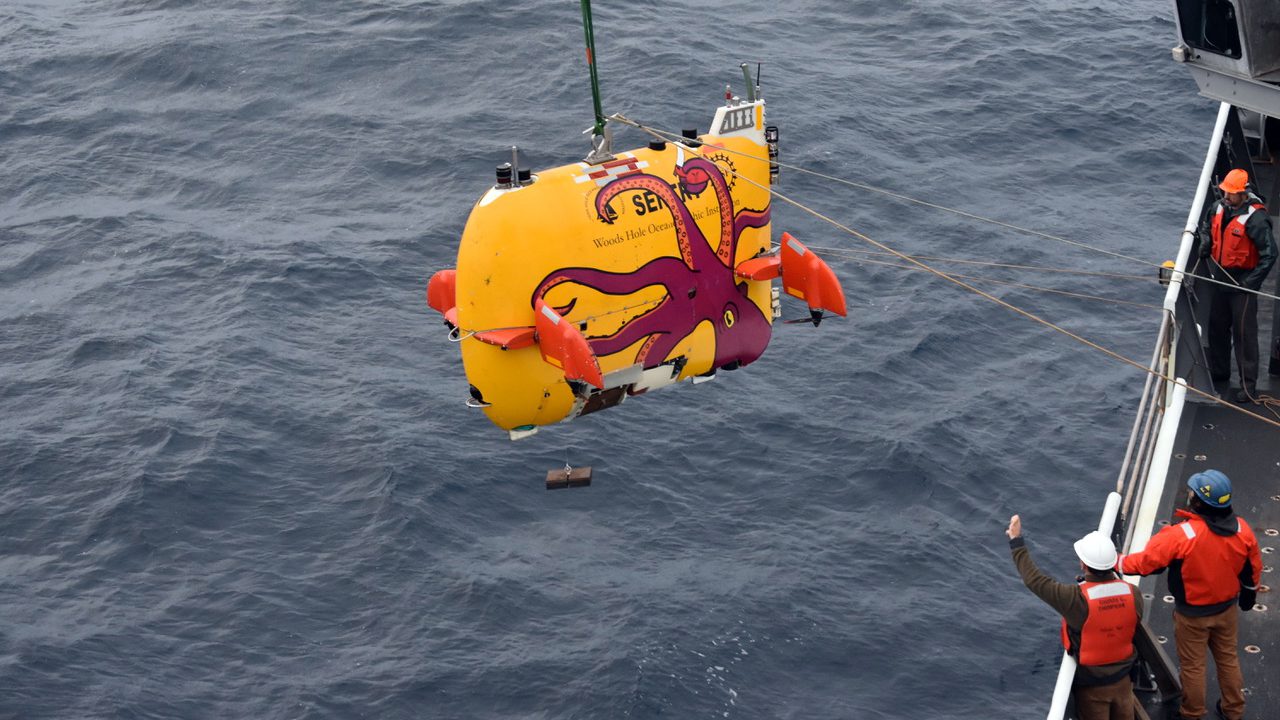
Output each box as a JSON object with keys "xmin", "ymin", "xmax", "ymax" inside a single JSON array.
[{"xmin": 1133, "ymin": 398, "xmax": 1280, "ymax": 719}]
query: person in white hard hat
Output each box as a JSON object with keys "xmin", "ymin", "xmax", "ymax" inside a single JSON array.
[{"xmin": 1007, "ymin": 515, "xmax": 1148, "ymax": 720}]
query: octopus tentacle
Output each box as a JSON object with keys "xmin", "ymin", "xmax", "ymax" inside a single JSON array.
[
  {"xmin": 595, "ymin": 174, "xmax": 704, "ymax": 269},
  {"xmin": 533, "ymin": 257, "xmax": 686, "ymax": 302},
  {"xmin": 528, "ymin": 160, "xmax": 776, "ymax": 381},
  {"xmin": 678, "ymin": 158, "xmax": 736, "ymax": 266},
  {"xmin": 637, "ymin": 330, "xmax": 684, "ymax": 367},
  {"xmin": 532, "ymin": 257, "xmax": 694, "ymax": 364},
  {"xmin": 586, "ymin": 298, "xmax": 680, "ymax": 357},
  {"xmin": 733, "ymin": 207, "xmax": 771, "ymax": 242}
]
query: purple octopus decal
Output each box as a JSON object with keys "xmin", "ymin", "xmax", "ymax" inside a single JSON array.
[{"xmin": 532, "ymin": 157, "xmax": 773, "ymax": 373}]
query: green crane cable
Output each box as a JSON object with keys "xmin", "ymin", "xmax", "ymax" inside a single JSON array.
[{"xmin": 580, "ymin": 0, "xmax": 606, "ymax": 138}]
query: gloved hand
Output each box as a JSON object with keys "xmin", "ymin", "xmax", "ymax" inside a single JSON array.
[
  {"xmin": 1239, "ymin": 587, "xmax": 1258, "ymax": 611},
  {"xmin": 1198, "ymin": 233, "xmax": 1211, "ymax": 259}
]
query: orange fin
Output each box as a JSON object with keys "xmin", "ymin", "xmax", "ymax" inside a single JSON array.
[
  {"xmin": 474, "ymin": 327, "xmax": 536, "ymax": 350},
  {"xmin": 534, "ymin": 300, "xmax": 604, "ymax": 388},
  {"xmin": 427, "ymin": 270, "xmax": 459, "ymax": 326},
  {"xmin": 779, "ymin": 232, "xmax": 847, "ymax": 317},
  {"xmin": 734, "ymin": 255, "xmax": 782, "ymax": 280}
]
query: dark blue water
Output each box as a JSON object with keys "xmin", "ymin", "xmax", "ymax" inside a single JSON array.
[{"xmin": 1, "ymin": 2, "xmax": 1215, "ymax": 718}]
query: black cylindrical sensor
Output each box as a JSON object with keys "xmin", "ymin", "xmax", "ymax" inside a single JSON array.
[
  {"xmin": 648, "ymin": 139, "xmax": 667, "ymax": 151},
  {"xmin": 495, "ymin": 162, "xmax": 513, "ymax": 187},
  {"xmin": 517, "ymin": 167, "xmax": 532, "ymax": 185}
]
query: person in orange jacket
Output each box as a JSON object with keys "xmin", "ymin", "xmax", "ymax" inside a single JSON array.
[
  {"xmin": 1118, "ymin": 469, "xmax": 1262, "ymax": 720},
  {"xmin": 1198, "ymin": 168, "xmax": 1276, "ymax": 403},
  {"xmin": 1007, "ymin": 516, "xmax": 1147, "ymax": 720}
]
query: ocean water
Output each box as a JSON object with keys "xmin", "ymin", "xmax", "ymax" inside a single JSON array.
[{"xmin": 0, "ymin": 1, "xmax": 1215, "ymax": 718}]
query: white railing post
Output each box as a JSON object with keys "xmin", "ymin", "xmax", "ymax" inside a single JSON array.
[{"xmin": 1163, "ymin": 101, "xmax": 1231, "ymax": 315}]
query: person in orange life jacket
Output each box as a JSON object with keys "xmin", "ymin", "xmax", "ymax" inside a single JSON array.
[
  {"xmin": 1117, "ymin": 470, "xmax": 1262, "ymax": 720},
  {"xmin": 1006, "ymin": 515, "xmax": 1148, "ymax": 720},
  {"xmin": 1197, "ymin": 168, "xmax": 1276, "ymax": 403}
]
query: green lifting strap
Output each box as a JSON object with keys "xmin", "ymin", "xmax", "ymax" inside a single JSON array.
[{"xmin": 580, "ymin": 0, "xmax": 606, "ymax": 138}]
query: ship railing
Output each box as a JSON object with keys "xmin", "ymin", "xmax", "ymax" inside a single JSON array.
[
  {"xmin": 1121, "ymin": 99, "xmax": 1230, "ymax": 559},
  {"xmin": 1043, "ymin": 101, "xmax": 1232, "ymax": 720}
]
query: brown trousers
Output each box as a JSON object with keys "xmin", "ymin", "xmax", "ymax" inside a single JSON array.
[
  {"xmin": 1174, "ymin": 607, "xmax": 1245, "ymax": 720},
  {"xmin": 1073, "ymin": 677, "xmax": 1150, "ymax": 720}
]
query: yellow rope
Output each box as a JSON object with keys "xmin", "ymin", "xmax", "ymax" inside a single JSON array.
[
  {"xmin": 776, "ymin": 186, "xmax": 1280, "ymax": 430},
  {"xmin": 805, "ymin": 246, "xmax": 1153, "ymax": 283},
  {"xmin": 607, "ymin": 115, "xmax": 1280, "ymax": 431},
  {"xmin": 611, "ymin": 115, "xmax": 1280, "ymax": 304},
  {"xmin": 836, "ymin": 253, "xmax": 1163, "ymax": 310}
]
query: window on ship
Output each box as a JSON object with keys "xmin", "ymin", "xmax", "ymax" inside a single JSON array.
[{"xmin": 1177, "ymin": 0, "xmax": 1243, "ymax": 59}]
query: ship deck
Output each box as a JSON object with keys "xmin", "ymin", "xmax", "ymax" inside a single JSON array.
[{"xmin": 1134, "ymin": 397, "xmax": 1280, "ymax": 719}]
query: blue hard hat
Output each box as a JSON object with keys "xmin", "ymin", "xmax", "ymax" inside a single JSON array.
[{"xmin": 1187, "ymin": 469, "xmax": 1233, "ymax": 508}]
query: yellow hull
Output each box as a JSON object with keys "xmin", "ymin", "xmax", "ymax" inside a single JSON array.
[{"xmin": 451, "ymin": 102, "xmax": 776, "ymax": 433}]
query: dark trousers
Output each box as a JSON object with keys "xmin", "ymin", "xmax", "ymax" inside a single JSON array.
[
  {"xmin": 1207, "ymin": 288, "xmax": 1258, "ymax": 388},
  {"xmin": 1073, "ymin": 676, "xmax": 1149, "ymax": 720}
]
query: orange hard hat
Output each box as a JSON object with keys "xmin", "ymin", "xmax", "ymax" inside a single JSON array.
[{"xmin": 1219, "ymin": 168, "xmax": 1249, "ymax": 194}]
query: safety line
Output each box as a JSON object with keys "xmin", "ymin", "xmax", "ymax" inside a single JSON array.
[
  {"xmin": 804, "ymin": 247, "xmax": 1153, "ymax": 283},
  {"xmin": 834, "ymin": 254, "xmax": 1163, "ymax": 310},
  {"xmin": 608, "ymin": 115, "xmax": 1280, "ymax": 431},
  {"xmin": 450, "ymin": 296, "xmax": 666, "ymax": 338},
  {"xmin": 609, "ymin": 115, "xmax": 1280, "ymax": 304}
]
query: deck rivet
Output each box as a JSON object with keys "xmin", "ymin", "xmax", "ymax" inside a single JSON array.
[
  {"xmin": 1265, "ymin": 529, "xmax": 1279, "ymax": 537},
  {"xmin": 1193, "ymin": 454, "xmax": 1207, "ymax": 461},
  {"xmin": 1271, "ymin": 495, "xmax": 1280, "ymax": 501},
  {"xmin": 1143, "ymin": 593, "xmax": 1154, "ymax": 600},
  {"xmin": 1202, "ymin": 423, "xmax": 1215, "ymax": 430},
  {"xmin": 1259, "ymin": 585, "xmax": 1270, "ymax": 593},
  {"xmin": 1245, "ymin": 645, "xmax": 1261, "ymax": 654},
  {"xmin": 1158, "ymin": 635, "xmax": 1168, "ymax": 644},
  {"xmin": 1163, "ymin": 595, "xmax": 1175, "ymax": 604},
  {"xmin": 1255, "ymin": 604, "xmax": 1267, "ymax": 612},
  {"xmin": 1264, "ymin": 547, "xmax": 1275, "ymax": 554},
  {"xmin": 1265, "ymin": 566, "xmax": 1274, "ymax": 573},
  {"xmin": 1174, "ymin": 453, "xmax": 1186, "ymax": 459},
  {"xmin": 1159, "ymin": 520, "xmax": 1170, "ymax": 526}
]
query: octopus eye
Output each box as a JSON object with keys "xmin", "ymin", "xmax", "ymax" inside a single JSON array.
[{"xmin": 723, "ymin": 308, "xmax": 736, "ymax": 328}]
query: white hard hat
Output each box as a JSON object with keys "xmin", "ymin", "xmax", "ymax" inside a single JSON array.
[{"xmin": 1073, "ymin": 531, "xmax": 1118, "ymax": 571}]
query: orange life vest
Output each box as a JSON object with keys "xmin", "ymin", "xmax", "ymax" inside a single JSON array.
[
  {"xmin": 1211, "ymin": 201, "xmax": 1266, "ymax": 270},
  {"xmin": 1060, "ymin": 579, "xmax": 1138, "ymax": 666}
]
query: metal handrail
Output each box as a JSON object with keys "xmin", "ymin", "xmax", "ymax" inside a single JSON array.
[
  {"xmin": 1118, "ymin": 318, "xmax": 1172, "ymax": 506},
  {"xmin": 1123, "ymin": 318, "xmax": 1173, "ymax": 545},
  {"xmin": 1114, "ymin": 318, "xmax": 1169, "ymax": 495}
]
